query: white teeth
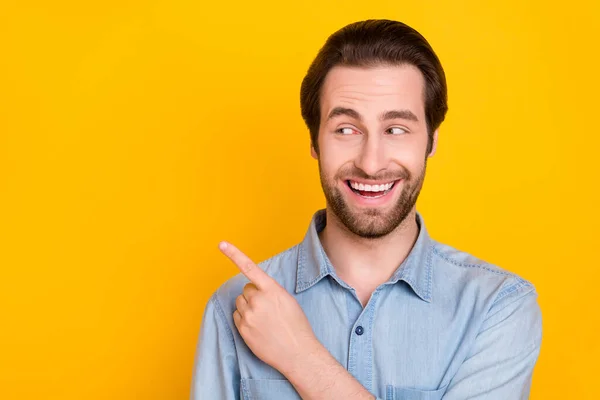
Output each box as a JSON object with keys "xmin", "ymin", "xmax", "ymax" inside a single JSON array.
[{"xmin": 349, "ymin": 180, "xmax": 395, "ymax": 192}]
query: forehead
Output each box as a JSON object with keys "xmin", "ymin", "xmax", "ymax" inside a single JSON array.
[{"xmin": 320, "ymin": 64, "xmax": 426, "ymax": 120}]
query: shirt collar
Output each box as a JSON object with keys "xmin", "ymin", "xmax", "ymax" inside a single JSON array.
[{"xmin": 296, "ymin": 209, "xmax": 433, "ymax": 303}]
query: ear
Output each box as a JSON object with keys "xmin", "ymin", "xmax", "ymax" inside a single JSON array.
[
  {"xmin": 310, "ymin": 144, "xmax": 318, "ymax": 159},
  {"xmin": 428, "ymin": 129, "xmax": 439, "ymax": 157}
]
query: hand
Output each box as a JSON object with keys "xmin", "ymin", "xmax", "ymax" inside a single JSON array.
[{"xmin": 218, "ymin": 241, "xmax": 319, "ymax": 374}]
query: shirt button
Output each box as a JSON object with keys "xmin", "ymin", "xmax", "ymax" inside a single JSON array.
[{"xmin": 355, "ymin": 326, "xmax": 364, "ymax": 336}]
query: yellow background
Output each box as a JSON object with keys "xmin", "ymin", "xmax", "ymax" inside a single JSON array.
[{"xmin": 1, "ymin": 0, "xmax": 598, "ymax": 398}]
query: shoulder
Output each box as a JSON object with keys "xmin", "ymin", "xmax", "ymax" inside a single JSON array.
[
  {"xmin": 213, "ymin": 244, "xmax": 301, "ymax": 312},
  {"xmin": 429, "ymin": 240, "xmax": 538, "ymax": 314},
  {"xmin": 429, "ymin": 240, "xmax": 542, "ymax": 345}
]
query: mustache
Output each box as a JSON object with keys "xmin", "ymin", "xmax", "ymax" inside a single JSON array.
[{"xmin": 336, "ymin": 166, "xmax": 410, "ymax": 181}]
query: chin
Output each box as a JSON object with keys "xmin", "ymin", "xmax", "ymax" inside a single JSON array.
[{"xmin": 341, "ymin": 209, "xmax": 406, "ymax": 239}]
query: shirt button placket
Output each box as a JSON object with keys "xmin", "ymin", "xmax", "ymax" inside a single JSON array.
[
  {"xmin": 348, "ymin": 290, "xmax": 381, "ymax": 394},
  {"xmin": 348, "ymin": 319, "xmax": 371, "ymax": 390}
]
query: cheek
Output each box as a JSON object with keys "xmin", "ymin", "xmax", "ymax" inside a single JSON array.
[
  {"xmin": 318, "ymin": 138, "xmax": 356, "ymax": 176},
  {"xmin": 319, "ymin": 155, "xmax": 344, "ymax": 180},
  {"xmin": 386, "ymin": 142, "xmax": 428, "ymax": 175},
  {"xmin": 397, "ymin": 151, "xmax": 426, "ymax": 172}
]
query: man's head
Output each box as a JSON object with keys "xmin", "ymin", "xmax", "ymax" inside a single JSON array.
[{"xmin": 300, "ymin": 20, "xmax": 448, "ymax": 239}]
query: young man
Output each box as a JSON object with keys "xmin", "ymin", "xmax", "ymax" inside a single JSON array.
[{"xmin": 191, "ymin": 20, "xmax": 542, "ymax": 400}]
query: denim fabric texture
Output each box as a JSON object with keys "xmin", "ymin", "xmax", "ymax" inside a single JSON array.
[{"xmin": 191, "ymin": 210, "xmax": 542, "ymax": 399}]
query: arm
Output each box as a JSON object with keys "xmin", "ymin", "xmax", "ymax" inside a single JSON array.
[
  {"xmin": 443, "ymin": 280, "xmax": 543, "ymax": 399},
  {"xmin": 280, "ymin": 342, "xmax": 377, "ymax": 400},
  {"xmin": 190, "ymin": 294, "xmax": 240, "ymax": 400}
]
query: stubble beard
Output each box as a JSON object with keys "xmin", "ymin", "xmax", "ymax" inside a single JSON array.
[{"xmin": 318, "ymin": 161, "xmax": 427, "ymax": 239}]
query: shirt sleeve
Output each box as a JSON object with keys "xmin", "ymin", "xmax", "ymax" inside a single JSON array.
[
  {"xmin": 443, "ymin": 278, "xmax": 543, "ymax": 399},
  {"xmin": 190, "ymin": 293, "xmax": 240, "ymax": 400}
]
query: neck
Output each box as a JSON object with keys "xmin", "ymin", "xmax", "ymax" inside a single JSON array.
[{"xmin": 318, "ymin": 207, "xmax": 420, "ymax": 291}]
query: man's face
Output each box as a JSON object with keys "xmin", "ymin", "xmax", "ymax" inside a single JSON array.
[{"xmin": 313, "ymin": 64, "xmax": 437, "ymax": 239}]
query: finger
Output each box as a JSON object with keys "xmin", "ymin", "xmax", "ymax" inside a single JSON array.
[
  {"xmin": 242, "ymin": 282, "xmax": 259, "ymax": 301},
  {"xmin": 219, "ymin": 241, "xmax": 273, "ymax": 289},
  {"xmin": 235, "ymin": 294, "xmax": 249, "ymax": 314},
  {"xmin": 233, "ymin": 309, "xmax": 242, "ymax": 326}
]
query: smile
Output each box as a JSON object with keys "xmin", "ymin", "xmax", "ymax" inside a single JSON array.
[{"xmin": 346, "ymin": 179, "xmax": 398, "ymax": 199}]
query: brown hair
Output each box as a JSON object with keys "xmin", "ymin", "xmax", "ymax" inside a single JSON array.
[{"xmin": 300, "ymin": 19, "xmax": 448, "ymax": 155}]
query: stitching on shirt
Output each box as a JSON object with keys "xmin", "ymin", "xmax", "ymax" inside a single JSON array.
[
  {"xmin": 431, "ymin": 242, "xmax": 536, "ymax": 310},
  {"xmin": 431, "ymin": 244, "xmax": 512, "ymax": 276},
  {"xmin": 258, "ymin": 244, "xmax": 298, "ymax": 273},
  {"xmin": 401, "ymin": 276, "xmax": 425, "ymax": 303},
  {"xmin": 366, "ymin": 290, "xmax": 381, "ymax": 392},
  {"xmin": 240, "ymin": 378, "xmax": 249, "ymax": 400},
  {"xmin": 480, "ymin": 295, "xmax": 542, "ymax": 358},
  {"xmin": 296, "ymin": 244, "xmax": 333, "ymax": 291},
  {"xmin": 495, "ymin": 277, "xmax": 532, "ymax": 302},
  {"xmin": 212, "ymin": 294, "xmax": 237, "ymax": 350},
  {"xmin": 297, "ymin": 270, "xmax": 330, "ymax": 291},
  {"xmin": 426, "ymin": 242, "xmax": 433, "ymax": 301},
  {"xmin": 297, "ymin": 243, "xmax": 306, "ymax": 290},
  {"xmin": 254, "ymin": 245, "xmax": 300, "ymax": 289},
  {"xmin": 483, "ymin": 285, "xmax": 538, "ymax": 329},
  {"xmin": 348, "ymin": 323, "xmax": 356, "ymax": 377}
]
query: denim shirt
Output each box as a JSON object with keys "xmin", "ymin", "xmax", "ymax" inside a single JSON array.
[{"xmin": 191, "ymin": 210, "xmax": 542, "ymax": 400}]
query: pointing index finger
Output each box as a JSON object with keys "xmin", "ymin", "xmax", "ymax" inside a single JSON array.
[{"xmin": 219, "ymin": 241, "xmax": 272, "ymax": 289}]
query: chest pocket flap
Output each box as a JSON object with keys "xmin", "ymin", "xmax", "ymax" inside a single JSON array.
[
  {"xmin": 386, "ymin": 384, "xmax": 447, "ymax": 400},
  {"xmin": 241, "ymin": 378, "xmax": 301, "ymax": 400}
]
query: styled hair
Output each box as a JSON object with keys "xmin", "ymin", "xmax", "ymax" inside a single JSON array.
[{"xmin": 300, "ymin": 19, "xmax": 448, "ymax": 154}]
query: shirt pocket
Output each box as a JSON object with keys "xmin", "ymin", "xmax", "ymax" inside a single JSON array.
[
  {"xmin": 240, "ymin": 378, "xmax": 301, "ymax": 400},
  {"xmin": 385, "ymin": 384, "xmax": 447, "ymax": 400}
]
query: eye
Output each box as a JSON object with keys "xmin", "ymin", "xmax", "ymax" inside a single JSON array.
[
  {"xmin": 335, "ymin": 127, "xmax": 359, "ymax": 135},
  {"xmin": 387, "ymin": 127, "xmax": 408, "ymax": 135}
]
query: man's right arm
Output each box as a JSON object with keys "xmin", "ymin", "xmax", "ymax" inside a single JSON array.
[{"xmin": 190, "ymin": 293, "xmax": 240, "ymax": 400}]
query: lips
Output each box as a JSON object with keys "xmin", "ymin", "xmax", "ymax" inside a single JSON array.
[
  {"xmin": 346, "ymin": 179, "xmax": 399, "ymax": 199},
  {"xmin": 348, "ymin": 180, "xmax": 396, "ymax": 193}
]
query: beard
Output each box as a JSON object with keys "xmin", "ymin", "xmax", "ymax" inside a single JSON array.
[{"xmin": 318, "ymin": 161, "xmax": 427, "ymax": 239}]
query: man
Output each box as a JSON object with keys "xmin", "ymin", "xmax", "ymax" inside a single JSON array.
[{"xmin": 191, "ymin": 19, "xmax": 542, "ymax": 399}]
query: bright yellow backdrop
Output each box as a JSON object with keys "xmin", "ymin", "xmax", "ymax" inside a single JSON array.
[{"xmin": 1, "ymin": 0, "xmax": 598, "ymax": 399}]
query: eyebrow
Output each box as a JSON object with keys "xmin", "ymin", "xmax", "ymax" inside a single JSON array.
[{"xmin": 326, "ymin": 107, "xmax": 419, "ymax": 123}]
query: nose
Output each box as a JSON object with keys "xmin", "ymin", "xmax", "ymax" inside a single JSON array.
[{"xmin": 354, "ymin": 134, "xmax": 388, "ymax": 177}]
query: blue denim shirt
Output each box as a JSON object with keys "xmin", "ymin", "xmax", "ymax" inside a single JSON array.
[{"xmin": 191, "ymin": 210, "xmax": 542, "ymax": 399}]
